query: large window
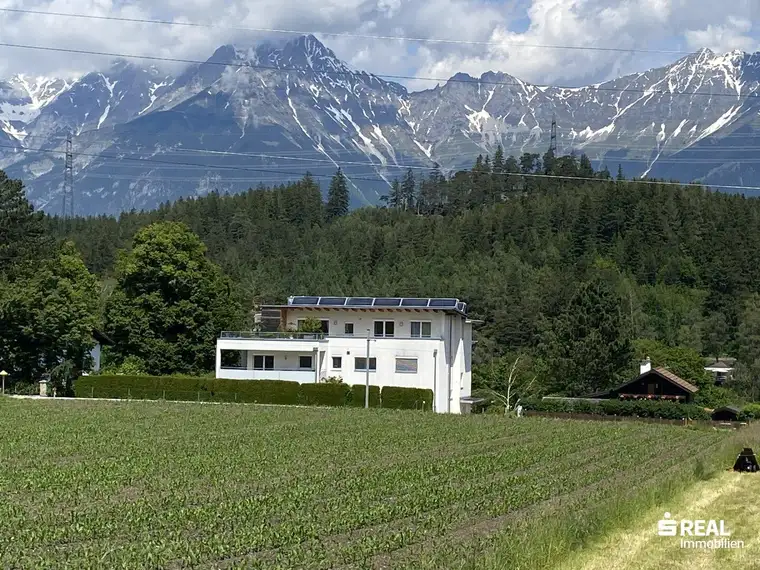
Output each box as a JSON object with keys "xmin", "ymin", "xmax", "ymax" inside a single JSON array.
[
  {"xmin": 355, "ymin": 357, "xmax": 377, "ymax": 371},
  {"xmin": 299, "ymin": 355, "xmax": 314, "ymax": 370},
  {"xmin": 410, "ymin": 321, "xmax": 432, "ymax": 338},
  {"xmin": 253, "ymin": 355, "xmax": 275, "ymax": 370},
  {"xmin": 395, "ymin": 358, "xmax": 418, "ymax": 373},
  {"xmin": 332, "ymin": 356, "xmax": 342, "ymax": 369},
  {"xmin": 374, "ymin": 321, "xmax": 395, "ymax": 338}
]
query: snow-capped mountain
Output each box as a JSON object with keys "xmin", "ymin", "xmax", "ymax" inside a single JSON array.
[{"xmin": 3, "ymin": 36, "xmax": 760, "ymax": 216}]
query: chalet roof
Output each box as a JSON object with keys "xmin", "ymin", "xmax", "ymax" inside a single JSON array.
[
  {"xmin": 705, "ymin": 360, "xmax": 735, "ymax": 370},
  {"xmin": 649, "ymin": 367, "xmax": 699, "ymax": 393},
  {"xmin": 92, "ymin": 328, "xmax": 114, "ymax": 346},
  {"xmin": 714, "ymin": 405, "xmax": 741, "ymax": 414}
]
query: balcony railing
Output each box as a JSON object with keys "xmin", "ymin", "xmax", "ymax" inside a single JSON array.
[
  {"xmin": 220, "ymin": 331, "xmax": 327, "ymax": 340},
  {"xmin": 220, "ymin": 331, "xmax": 443, "ymax": 341}
]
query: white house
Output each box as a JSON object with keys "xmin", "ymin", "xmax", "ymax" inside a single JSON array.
[{"xmin": 215, "ymin": 296, "xmax": 475, "ymax": 414}]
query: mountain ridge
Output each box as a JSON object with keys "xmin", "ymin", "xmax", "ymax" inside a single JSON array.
[{"xmin": 2, "ymin": 36, "xmax": 760, "ymax": 216}]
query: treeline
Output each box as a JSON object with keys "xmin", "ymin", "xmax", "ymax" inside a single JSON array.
[{"xmin": 5, "ymin": 145, "xmax": 760, "ymax": 404}]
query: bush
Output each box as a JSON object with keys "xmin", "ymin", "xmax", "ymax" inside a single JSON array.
[
  {"xmin": 299, "ymin": 383, "xmax": 351, "ymax": 406},
  {"xmin": 740, "ymin": 403, "xmax": 760, "ymax": 420},
  {"xmin": 522, "ymin": 397, "xmax": 711, "ymax": 421},
  {"xmin": 381, "ymin": 387, "xmax": 434, "ymax": 411},
  {"xmin": 349, "ymin": 384, "xmax": 381, "ymax": 408},
  {"xmin": 74, "ymin": 375, "xmax": 302, "ymax": 405}
]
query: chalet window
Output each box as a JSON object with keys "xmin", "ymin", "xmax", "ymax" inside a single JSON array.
[
  {"xmin": 344, "ymin": 323, "xmax": 354, "ymax": 336},
  {"xmin": 253, "ymin": 355, "xmax": 275, "ymax": 370},
  {"xmin": 299, "ymin": 356, "xmax": 313, "ymax": 370},
  {"xmin": 332, "ymin": 356, "xmax": 342, "ymax": 369},
  {"xmin": 374, "ymin": 321, "xmax": 395, "ymax": 338},
  {"xmin": 410, "ymin": 321, "xmax": 432, "ymax": 338},
  {"xmin": 395, "ymin": 358, "xmax": 418, "ymax": 373},
  {"xmin": 355, "ymin": 357, "xmax": 377, "ymax": 371}
]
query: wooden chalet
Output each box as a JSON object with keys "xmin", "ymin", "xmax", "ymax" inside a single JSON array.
[
  {"xmin": 712, "ymin": 405, "xmax": 741, "ymax": 422},
  {"xmin": 588, "ymin": 358, "xmax": 699, "ymax": 403}
]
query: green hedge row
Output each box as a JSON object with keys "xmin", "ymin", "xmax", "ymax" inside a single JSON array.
[
  {"xmin": 522, "ymin": 397, "xmax": 712, "ymax": 420},
  {"xmin": 73, "ymin": 375, "xmax": 433, "ymax": 411}
]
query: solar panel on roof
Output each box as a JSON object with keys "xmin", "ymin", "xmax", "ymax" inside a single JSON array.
[
  {"xmin": 318, "ymin": 297, "xmax": 347, "ymax": 306},
  {"xmin": 346, "ymin": 297, "xmax": 374, "ymax": 306},
  {"xmin": 373, "ymin": 298, "xmax": 402, "ymax": 306},
  {"xmin": 401, "ymin": 298, "xmax": 430, "ymax": 307},
  {"xmin": 456, "ymin": 302, "xmax": 467, "ymax": 313},
  {"xmin": 428, "ymin": 298, "xmax": 458, "ymax": 308},
  {"xmin": 291, "ymin": 296, "xmax": 319, "ymax": 305}
]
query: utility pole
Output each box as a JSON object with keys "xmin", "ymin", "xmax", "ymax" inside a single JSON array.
[
  {"xmin": 365, "ymin": 329, "xmax": 371, "ymax": 408},
  {"xmin": 63, "ymin": 133, "xmax": 74, "ymax": 218},
  {"xmin": 549, "ymin": 114, "xmax": 558, "ymax": 154}
]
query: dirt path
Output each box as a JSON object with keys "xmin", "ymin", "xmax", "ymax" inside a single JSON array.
[{"xmin": 557, "ymin": 471, "xmax": 760, "ymax": 570}]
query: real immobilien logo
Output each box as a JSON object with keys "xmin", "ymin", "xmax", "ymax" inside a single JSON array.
[{"xmin": 658, "ymin": 512, "xmax": 744, "ymax": 549}]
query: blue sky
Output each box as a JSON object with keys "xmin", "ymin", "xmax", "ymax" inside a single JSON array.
[{"xmin": 0, "ymin": 0, "xmax": 758, "ymax": 90}]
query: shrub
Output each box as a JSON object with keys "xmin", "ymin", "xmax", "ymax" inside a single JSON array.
[
  {"xmin": 522, "ymin": 397, "xmax": 711, "ymax": 421},
  {"xmin": 349, "ymin": 384, "xmax": 381, "ymax": 408},
  {"xmin": 381, "ymin": 387, "xmax": 434, "ymax": 411},
  {"xmin": 299, "ymin": 383, "xmax": 351, "ymax": 407},
  {"xmin": 740, "ymin": 403, "xmax": 760, "ymax": 420}
]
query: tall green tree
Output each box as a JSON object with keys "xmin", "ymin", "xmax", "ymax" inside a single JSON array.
[
  {"xmin": 104, "ymin": 222, "xmax": 242, "ymax": 375},
  {"xmin": 0, "ymin": 241, "xmax": 98, "ymax": 387},
  {"xmin": 0, "ymin": 171, "xmax": 52, "ymax": 278},
  {"xmin": 325, "ymin": 168, "xmax": 349, "ymax": 221},
  {"xmin": 541, "ymin": 276, "xmax": 633, "ymax": 396}
]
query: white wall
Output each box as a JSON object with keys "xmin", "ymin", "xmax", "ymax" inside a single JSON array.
[{"xmin": 284, "ymin": 308, "xmax": 448, "ymax": 339}]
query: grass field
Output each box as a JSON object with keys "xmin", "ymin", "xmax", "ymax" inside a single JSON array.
[{"xmin": 0, "ymin": 398, "xmax": 754, "ymax": 569}]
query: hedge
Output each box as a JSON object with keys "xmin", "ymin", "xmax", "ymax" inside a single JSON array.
[
  {"xmin": 299, "ymin": 383, "xmax": 352, "ymax": 407},
  {"xmin": 348, "ymin": 384, "xmax": 381, "ymax": 408},
  {"xmin": 522, "ymin": 397, "xmax": 712, "ymax": 420},
  {"xmin": 73, "ymin": 376, "xmax": 433, "ymax": 411},
  {"xmin": 381, "ymin": 387, "xmax": 434, "ymax": 411}
]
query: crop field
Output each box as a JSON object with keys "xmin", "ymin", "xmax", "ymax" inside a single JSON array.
[{"xmin": 0, "ymin": 398, "xmax": 744, "ymax": 569}]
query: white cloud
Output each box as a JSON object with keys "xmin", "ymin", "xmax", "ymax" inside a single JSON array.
[{"xmin": 0, "ymin": 0, "xmax": 757, "ymax": 89}]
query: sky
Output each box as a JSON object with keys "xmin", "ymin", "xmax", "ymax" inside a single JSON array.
[{"xmin": 0, "ymin": 0, "xmax": 759, "ymax": 91}]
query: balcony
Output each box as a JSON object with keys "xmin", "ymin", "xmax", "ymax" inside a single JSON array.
[
  {"xmin": 219, "ymin": 331, "xmax": 442, "ymax": 341},
  {"xmin": 216, "ymin": 368, "xmax": 317, "ymax": 382},
  {"xmin": 220, "ymin": 331, "xmax": 327, "ymax": 340}
]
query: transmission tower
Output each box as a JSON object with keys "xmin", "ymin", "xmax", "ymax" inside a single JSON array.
[
  {"xmin": 62, "ymin": 133, "xmax": 74, "ymax": 218},
  {"xmin": 549, "ymin": 114, "xmax": 558, "ymax": 154}
]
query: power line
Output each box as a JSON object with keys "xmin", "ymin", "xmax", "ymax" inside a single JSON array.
[
  {"xmin": 0, "ymin": 41, "xmax": 757, "ymax": 98},
  {"xmin": 0, "ymin": 7, "xmax": 696, "ymax": 56},
  {"xmin": 5, "ymin": 141, "xmax": 760, "ymax": 193}
]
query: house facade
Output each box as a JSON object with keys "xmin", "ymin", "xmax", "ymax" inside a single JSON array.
[{"xmin": 216, "ymin": 296, "xmax": 474, "ymax": 414}]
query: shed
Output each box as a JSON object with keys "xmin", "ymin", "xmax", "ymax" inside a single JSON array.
[{"xmin": 711, "ymin": 405, "xmax": 741, "ymax": 422}]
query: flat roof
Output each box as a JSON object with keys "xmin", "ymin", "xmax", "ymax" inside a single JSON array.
[{"xmin": 263, "ymin": 296, "xmax": 468, "ymax": 316}]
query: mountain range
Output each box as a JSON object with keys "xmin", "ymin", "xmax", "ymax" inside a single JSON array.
[{"xmin": 2, "ymin": 35, "xmax": 760, "ymax": 216}]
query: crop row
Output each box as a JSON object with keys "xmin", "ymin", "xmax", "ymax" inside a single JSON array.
[{"xmin": 0, "ymin": 398, "xmax": 730, "ymax": 569}]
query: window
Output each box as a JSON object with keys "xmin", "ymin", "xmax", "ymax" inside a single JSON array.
[
  {"xmin": 299, "ymin": 355, "xmax": 314, "ymax": 370},
  {"xmin": 410, "ymin": 321, "xmax": 432, "ymax": 338},
  {"xmin": 332, "ymin": 356, "xmax": 342, "ymax": 369},
  {"xmin": 344, "ymin": 323, "xmax": 354, "ymax": 336},
  {"xmin": 374, "ymin": 320, "xmax": 395, "ymax": 338},
  {"xmin": 253, "ymin": 355, "xmax": 275, "ymax": 370},
  {"xmin": 355, "ymin": 357, "xmax": 377, "ymax": 371},
  {"xmin": 395, "ymin": 358, "xmax": 418, "ymax": 373}
]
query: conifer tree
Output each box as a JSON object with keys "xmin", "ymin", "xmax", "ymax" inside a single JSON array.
[{"xmin": 326, "ymin": 168, "xmax": 349, "ymax": 221}]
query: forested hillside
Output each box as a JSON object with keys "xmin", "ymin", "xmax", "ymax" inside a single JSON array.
[{"xmin": 5, "ymin": 146, "xmax": 759, "ymax": 403}]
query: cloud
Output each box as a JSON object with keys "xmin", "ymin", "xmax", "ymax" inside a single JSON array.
[{"xmin": 0, "ymin": 0, "xmax": 758, "ymax": 90}]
